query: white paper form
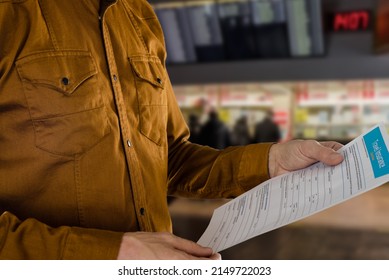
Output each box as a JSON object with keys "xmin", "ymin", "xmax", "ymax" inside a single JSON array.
[{"xmin": 198, "ymin": 124, "xmax": 389, "ymax": 252}]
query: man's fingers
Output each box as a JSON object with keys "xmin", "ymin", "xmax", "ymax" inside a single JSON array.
[
  {"xmin": 269, "ymin": 139, "xmax": 345, "ymax": 178},
  {"xmin": 169, "ymin": 234, "xmax": 214, "ymax": 257},
  {"xmin": 304, "ymin": 141, "xmax": 343, "ymax": 166},
  {"xmin": 118, "ymin": 232, "xmax": 220, "ymax": 259},
  {"xmin": 320, "ymin": 141, "xmax": 344, "ymax": 151}
]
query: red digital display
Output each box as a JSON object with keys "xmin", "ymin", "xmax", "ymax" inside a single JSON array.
[{"xmin": 330, "ymin": 10, "xmax": 371, "ymax": 32}]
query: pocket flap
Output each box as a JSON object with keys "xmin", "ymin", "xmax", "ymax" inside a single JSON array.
[
  {"xmin": 16, "ymin": 51, "xmax": 97, "ymax": 95},
  {"xmin": 129, "ymin": 56, "xmax": 165, "ymax": 89}
]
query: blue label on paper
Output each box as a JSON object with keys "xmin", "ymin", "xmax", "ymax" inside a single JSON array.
[{"xmin": 363, "ymin": 126, "xmax": 389, "ymax": 178}]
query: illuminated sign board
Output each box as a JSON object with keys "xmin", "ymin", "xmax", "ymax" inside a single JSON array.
[{"xmin": 328, "ymin": 10, "xmax": 372, "ymax": 32}]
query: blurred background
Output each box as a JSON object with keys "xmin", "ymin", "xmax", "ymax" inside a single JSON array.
[{"xmin": 150, "ymin": 0, "xmax": 389, "ymax": 259}]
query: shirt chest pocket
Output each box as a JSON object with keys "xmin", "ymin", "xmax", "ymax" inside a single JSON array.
[
  {"xmin": 129, "ymin": 56, "xmax": 167, "ymax": 146},
  {"xmin": 16, "ymin": 51, "xmax": 110, "ymax": 156}
]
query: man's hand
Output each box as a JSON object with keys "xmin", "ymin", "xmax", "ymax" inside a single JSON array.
[
  {"xmin": 268, "ymin": 140, "xmax": 344, "ymax": 178},
  {"xmin": 117, "ymin": 231, "xmax": 221, "ymax": 260}
]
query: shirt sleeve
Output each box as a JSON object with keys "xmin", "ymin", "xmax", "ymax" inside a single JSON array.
[
  {"xmin": 164, "ymin": 79, "xmax": 273, "ymax": 199},
  {"xmin": 0, "ymin": 211, "xmax": 123, "ymax": 259}
]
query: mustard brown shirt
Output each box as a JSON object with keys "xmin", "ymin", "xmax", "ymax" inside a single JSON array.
[{"xmin": 0, "ymin": 0, "xmax": 272, "ymax": 259}]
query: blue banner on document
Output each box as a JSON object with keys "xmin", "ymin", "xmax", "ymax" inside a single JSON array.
[{"xmin": 363, "ymin": 126, "xmax": 389, "ymax": 178}]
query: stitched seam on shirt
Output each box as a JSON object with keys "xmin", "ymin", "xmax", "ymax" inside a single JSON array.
[
  {"xmin": 128, "ymin": 66, "xmax": 153, "ymax": 231},
  {"xmin": 37, "ymin": 0, "xmax": 59, "ymax": 50},
  {"xmin": 102, "ymin": 6, "xmax": 151, "ymax": 231},
  {"xmin": 30, "ymin": 126, "xmax": 111, "ymax": 158},
  {"xmin": 18, "ymin": 71, "xmax": 96, "ymax": 95},
  {"xmin": 31, "ymin": 105, "xmax": 106, "ymax": 122},
  {"xmin": 74, "ymin": 156, "xmax": 85, "ymax": 227},
  {"xmin": 101, "ymin": 17, "xmax": 143, "ymax": 229},
  {"xmin": 16, "ymin": 50, "xmax": 93, "ymax": 63},
  {"xmin": 29, "ymin": 116, "xmax": 109, "ymax": 160},
  {"xmin": 121, "ymin": 0, "xmax": 149, "ymax": 53},
  {"xmin": 237, "ymin": 147, "xmax": 248, "ymax": 192}
]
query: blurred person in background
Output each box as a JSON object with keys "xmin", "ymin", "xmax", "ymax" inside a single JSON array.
[
  {"xmin": 254, "ymin": 110, "xmax": 282, "ymax": 143},
  {"xmin": 231, "ymin": 115, "xmax": 252, "ymax": 146},
  {"xmin": 198, "ymin": 110, "xmax": 231, "ymax": 149},
  {"xmin": 0, "ymin": 0, "xmax": 343, "ymax": 260}
]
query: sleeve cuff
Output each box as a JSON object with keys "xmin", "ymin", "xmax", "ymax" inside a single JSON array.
[
  {"xmin": 238, "ymin": 143, "xmax": 274, "ymax": 192},
  {"xmin": 62, "ymin": 227, "xmax": 124, "ymax": 260}
]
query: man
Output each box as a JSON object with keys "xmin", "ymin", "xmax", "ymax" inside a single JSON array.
[
  {"xmin": 231, "ymin": 115, "xmax": 251, "ymax": 146},
  {"xmin": 254, "ymin": 110, "xmax": 281, "ymax": 143},
  {"xmin": 0, "ymin": 0, "xmax": 343, "ymax": 259},
  {"xmin": 198, "ymin": 111, "xmax": 231, "ymax": 149}
]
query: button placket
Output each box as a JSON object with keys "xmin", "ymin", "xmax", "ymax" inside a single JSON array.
[{"xmin": 100, "ymin": 7, "xmax": 151, "ymax": 231}]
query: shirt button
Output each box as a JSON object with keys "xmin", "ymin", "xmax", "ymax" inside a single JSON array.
[
  {"xmin": 127, "ymin": 140, "xmax": 132, "ymax": 147},
  {"xmin": 140, "ymin": 208, "xmax": 145, "ymax": 215},
  {"xmin": 62, "ymin": 77, "xmax": 69, "ymax": 86},
  {"xmin": 156, "ymin": 77, "xmax": 162, "ymax": 85},
  {"xmin": 113, "ymin": 74, "xmax": 118, "ymax": 81}
]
